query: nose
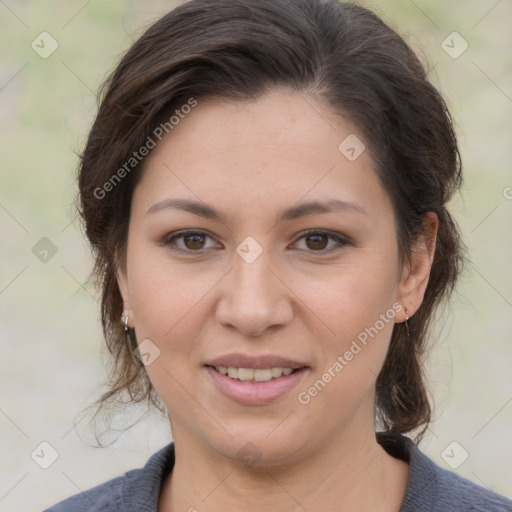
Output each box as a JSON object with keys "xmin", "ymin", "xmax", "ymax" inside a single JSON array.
[{"xmin": 215, "ymin": 249, "xmax": 294, "ymax": 337}]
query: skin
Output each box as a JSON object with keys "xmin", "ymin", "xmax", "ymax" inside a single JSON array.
[{"xmin": 117, "ymin": 88, "xmax": 438, "ymax": 512}]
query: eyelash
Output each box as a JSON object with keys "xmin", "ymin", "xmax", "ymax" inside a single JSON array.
[{"xmin": 161, "ymin": 229, "xmax": 350, "ymax": 255}]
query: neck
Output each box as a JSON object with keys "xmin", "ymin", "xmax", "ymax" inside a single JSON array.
[{"xmin": 160, "ymin": 426, "xmax": 409, "ymax": 512}]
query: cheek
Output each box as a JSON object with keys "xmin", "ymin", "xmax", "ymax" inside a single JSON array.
[
  {"xmin": 294, "ymin": 250, "xmax": 400, "ymax": 400},
  {"xmin": 126, "ymin": 241, "xmax": 207, "ymax": 339},
  {"xmin": 301, "ymin": 252, "xmax": 399, "ymax": 344},
  {"xmin": 126, "ymin": 255, "xmax": 209, "ymax": 413},
  {"xmin": 296, "ymin": 300, "xmax": 396, "ymax": 425}
]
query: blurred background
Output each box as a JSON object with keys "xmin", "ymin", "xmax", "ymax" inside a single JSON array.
[{"xmin": 1, "ymin": 0, "xmax": 511, "ymax": 510}]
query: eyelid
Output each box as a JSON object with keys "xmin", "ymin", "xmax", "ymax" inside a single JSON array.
[
  {"xmin": 161, "ymin": 229, "xmax": 221, "ymax": 252},
  {"xmin": 161, "ymin": 228, "xmax": 351, "ymax": 254},
  {"xmin": 292, "ymin": 229, "xmax": 351, "ymax": 254}
]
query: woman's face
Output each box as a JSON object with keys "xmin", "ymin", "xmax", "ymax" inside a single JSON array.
[{"xmin": 118, "ymin": 89, "xmax": 435, "ymax": 465}]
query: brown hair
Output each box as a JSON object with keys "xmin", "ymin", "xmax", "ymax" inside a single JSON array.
[{"xmin": 79, "ymin": 0, "xmax": 465, "ymax": 440}]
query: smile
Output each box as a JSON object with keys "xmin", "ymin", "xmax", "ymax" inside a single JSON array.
[
  {"xmin": 210, "ymin": 365, "xmax": 297, "ymax": 382},
  {"xmin": 205, "ymin": 365, "xmax": 309, "ymax": 405}
]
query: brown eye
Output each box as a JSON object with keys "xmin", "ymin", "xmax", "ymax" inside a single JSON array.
[
  {"xmin": 304, "ymin": 233, "xmax": 329, "ymax": 251},
  {"xmin": 162, "ymin": 230, "xmax": 217, "ymax": 252},
  {"xmin": 294, "ymin": 230, "xmax": 350, "ymax": 254},
  {"xmin": 183, "ymin": 233, "xmax": 206, "ymax": 250}
]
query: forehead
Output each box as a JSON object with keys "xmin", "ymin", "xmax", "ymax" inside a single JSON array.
[
  {"xmin": 149, "ymin": 90, "xmax": 361, "ymax": 165},
  {"xmin": 132, "ymin": 89, "xmax": 392, "ymax": 224}
]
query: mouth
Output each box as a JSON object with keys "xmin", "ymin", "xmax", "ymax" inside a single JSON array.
[
  {"xmin": 205, "ymin": 365, "xmax": 306, "ymax": 382},
  {"xmin": 203, "ymin": 355, "xmax": 310, "ymax": 405}
]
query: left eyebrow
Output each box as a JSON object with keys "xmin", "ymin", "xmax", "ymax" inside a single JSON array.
[
  {"xmin": 146, "ymin": 197, "xmax": 368, "ymax": 223},
  {"xmin": 277, "ymin": 199, "xmax": 368, "ymax": 221}
]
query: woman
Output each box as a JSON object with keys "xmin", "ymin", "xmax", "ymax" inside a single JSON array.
[{"xmin": 45, "ymin": 0, "xmax": 512, "ymax": 510}]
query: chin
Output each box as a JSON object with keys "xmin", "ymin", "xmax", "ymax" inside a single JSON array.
[{"xmin": 204, "ymin": 423, "xmax": 309, "ymax": 469}]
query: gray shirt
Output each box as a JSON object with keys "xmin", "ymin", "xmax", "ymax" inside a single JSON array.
[{"xmin": 43, "ymin": 432, "xmax": 512, "ymax": 511}]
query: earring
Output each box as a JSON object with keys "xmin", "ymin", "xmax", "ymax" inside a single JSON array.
[
  {"xmin": 404, "ymin": 307, "xmax": 410, "ymax": 336},
  {"xmin": 121, "ymin": 311, "xmax": 129, "ymax": 332}
]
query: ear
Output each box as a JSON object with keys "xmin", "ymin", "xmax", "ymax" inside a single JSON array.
[
  {"xmin": 116, "ymin": 263, "xmax": 134, "ymax": 328},
  {"xmin": 397, "ymin": 212, "xmax": 438, "ymax": 321}
]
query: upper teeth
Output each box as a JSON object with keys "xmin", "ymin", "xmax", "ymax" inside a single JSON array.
[{"xmin": 215, "ymin": 366, "xmax": 294, "ymax": 382}]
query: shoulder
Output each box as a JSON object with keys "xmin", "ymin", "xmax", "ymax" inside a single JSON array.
[
  {"xmin": 378, "ymin": 432, "xmax": 512, "ymax": 512},
  {"xmin": 432, "ymin": 461, "xmax": 512, "ymax": 512},
  {"xmin": 42, "ymin": 473, "xmax": 130, "ymax": 512},
  {"xmin": 42, "ymin": 443, "xmax": 175, "ymax": 512}
]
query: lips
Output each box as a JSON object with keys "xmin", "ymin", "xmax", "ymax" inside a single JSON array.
[{"xmin": 204, "ymin": 353, "xmax": 310, "ymax": 405}]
